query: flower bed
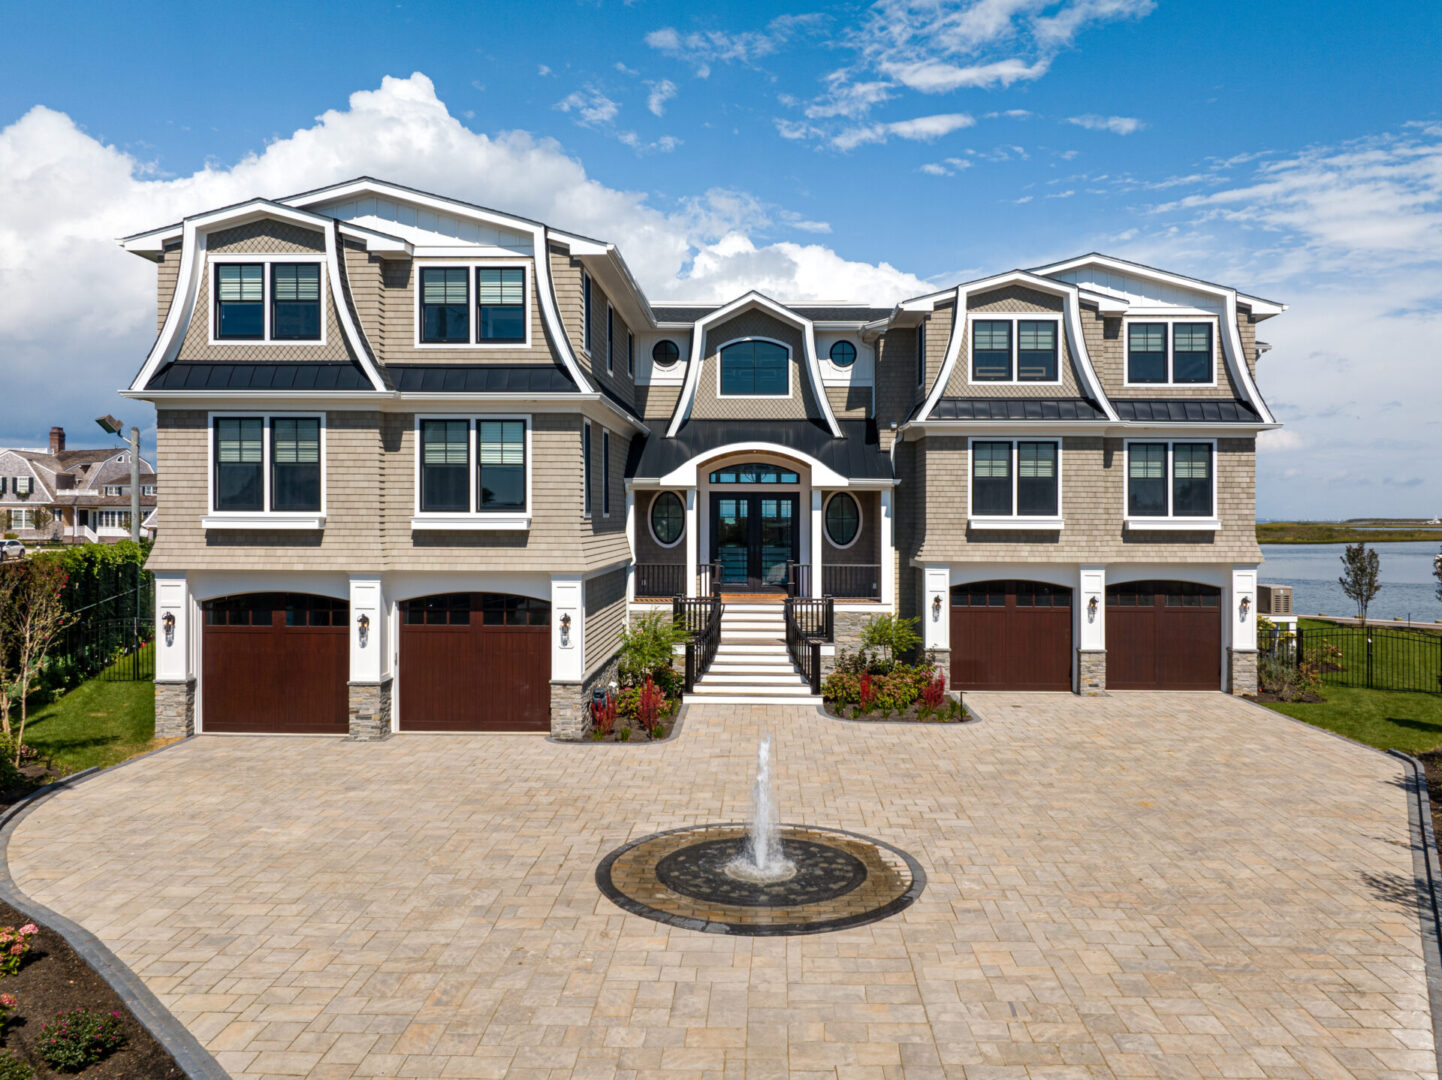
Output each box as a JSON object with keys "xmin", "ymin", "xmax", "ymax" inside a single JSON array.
[{"xmin": 822, "ymin": 656, "xmax": 968, "ymax": 724}]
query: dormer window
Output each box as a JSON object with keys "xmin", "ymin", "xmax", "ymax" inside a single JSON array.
[
  {"xmin": 417, "ymin": 264, "xmax": 531, "ymax": 346},
  {"xmin": 214, "ymin": 261, "xmax": 324, "ymax": 343},
  {"xmin": 719, "ymin": 340, "xmax": 788, "ymax": 396},
  {"xmin": 271, "ymin": 264, "xmax": 322, "ymax": 340},
  {"xmin": 971, "ymin": 316, "xmax": 1060, "ymax": 383},
  {"xmin": 1126, "ymin": 321, "xmax": 1214, "ymax": 385},
  {"xmin": 478, "ymin": 268, "xmax": 525, "ymax": 342},
  {"xmin": 216, "ymin": 264, "xmax": 264, "ymax": 339},
  {"xmin": 420, "ymin": 268, "xmax": 469, "ymax": 344}
]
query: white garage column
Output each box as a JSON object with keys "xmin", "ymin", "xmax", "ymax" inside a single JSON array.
[
  {"xmin": 624, "ymin": 487, "xmax": 636, "ymax": 603},
  {"xmin": 549, "ymin": 574, "xmax": 588, "ymax": 739},
  {"xmin": 1229, "ymin": 565, "xmax": 1259, "ymax": 696},
  {"xmin": 922, "ymin": 565, "xmax": 950, "ymax": 676},
  {"xmin": 153, "ymin": 572, "xmax": 194, "ymax": 738},
  {"xmin": 347, "ymin": 576, "xmax": 390, "ymax": 741},
  {"xmin": 1077, "ymin": 565, "xmax": 1107, "ymax": 695}
]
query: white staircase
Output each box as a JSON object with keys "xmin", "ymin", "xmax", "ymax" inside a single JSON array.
[{"xmin": 687, "ymin": 603, "xmax": 821, "ymax": 706}]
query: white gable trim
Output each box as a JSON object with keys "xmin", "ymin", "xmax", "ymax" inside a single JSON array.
[{"xmin": 665, "ymin": 292, "xmax": 841, "ymax": 438}]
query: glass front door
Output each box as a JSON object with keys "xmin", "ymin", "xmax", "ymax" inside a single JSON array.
[{"xmin": 709, "ymin": 493, "xmax": 799, "ymax": 591}]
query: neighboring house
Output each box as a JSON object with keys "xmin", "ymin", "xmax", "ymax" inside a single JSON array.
[
  {"xmin": 0, "ymin": 427, "xmax": 157, "ymax": 544},
  {"xmin": 121, "ymin": 177, "xmax": 1282, "ymax": 740}
]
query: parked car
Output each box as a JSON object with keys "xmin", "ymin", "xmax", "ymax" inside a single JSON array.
[{"xmin": 0, "ymin": 539, "xmax": 25, "ymax": 561}]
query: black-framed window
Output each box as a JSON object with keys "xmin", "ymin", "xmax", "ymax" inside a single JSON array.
[
  {"xmin": 271, "ymin": 417, "xmax": 321, "ymax": 511},
  {"xmin": 1172, "ymin": 323, "xmax": 1212, "ymax": 383},
  {"xmin": 650, "ymin": 491, "xmax": 683, "ymax": 545},
  {"xmin": 972, "ymin": 320, "xmax": 1011, "ymax": 380},
  {"xmin": 1127, "ymin": 323, "xmax": 1167, "ymax": 383},
  {"xmin": 420, "ymin": 419, "xmax": 469, "ymax": 512},
  {"xmin": 1017, "ymin": 441, "xmax": 1058, "ymax": 515},
  {"xmin": 605, "ymin": 305, "xmax": 614, "ymax": 373},
  {"xmin": 1127, "ymin": 442, "xmax": 1168, "ymax": 516},
  {"xmin": 1017, "ymin": 321, "xmax": 1057, "ymax": 382},
  {"xmin": 971, "ymin": 441, "xmax": 1012, "ymax": 516},
  {"xmin": 600, "ymin": 429, "xmax": 611, "ymax": 515},
  {"xmin": 479, "ymin": 420, "xmax": 526, "ymax": 510},
  {"xmin": 652, "ymin": 340, "xmax": 679, "ymax": 367},
  {"xmin": 917, "ymin": 322, "xmax": 926, "ymax": 385},
  {"xmin": 271, "ymin": 263, "xmax": 321, "ymax": 341},
  {"xmin": 719, "ymin": 341, "xmax": 788, "ymax": 395},
  {"xmin": 709, "ymin": 464, "xmax": 799, "ymax": 483},
  {"xmin": 627, "ymin": 331, "xmax": 635, "ymax": 377},
  {"xmin": 1172, "ymin": 442, "xmax": 1213, "ymax": 516},
  {"xmin": 825, "ymin": 493, "xmax": 860, "ymax": 546},
  {"xmin": 214, "ymin": 417, "xmax": 264, "ymax": 511},
  {"xmin": 420, "ymin": 268, "xmax": 469, "ymax": 344},
  {"xmin": 216, "ymin": 264, "xmax": 264, "ymax": 339},
  {"xmin": 477, "ymin": 267, "xmax": 525, "ymax": 343},
  {"xmin": 830, "ymin": 340, "xmax": 856, "ymax": 367},
  {"xmin": 582, "ymin": 421, "xmax": 592, "ymax": 517},
  {"xmin": 582, "ymin": 273, "xmax": 593, "ymax": 353}
]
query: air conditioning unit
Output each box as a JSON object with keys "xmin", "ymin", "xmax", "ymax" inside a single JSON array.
[{"xmin": 1258, "ymin": 584, "xmax": 1292, "ymax": 616}]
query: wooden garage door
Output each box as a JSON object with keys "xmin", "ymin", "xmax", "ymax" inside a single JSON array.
[
  {"xmin": 950, "ymin": 580, "xmax": 1073, "ymax": 691},
  {"xmin": 399, "ymin": 593, "xmax": 551, "ymax": 731},
  {"xmin": 1107, "ymin": 580, "xmax": 1221, "ymax": 690},
  {"xmin": 202, "ymin": 593, "xmax": 349, "ymax": 734}
]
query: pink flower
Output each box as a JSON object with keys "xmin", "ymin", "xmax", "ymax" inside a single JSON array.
[
  {"xmin": 9, "ymin": 944, "xmax": 23, "ymax": 956},
  {"xmin": 18, "ymin": 925, "xmax": 37, "ymax": 936},
  {"xmin": 0, "ymin": 994, "xmax": 17, "ymax": 1008}
]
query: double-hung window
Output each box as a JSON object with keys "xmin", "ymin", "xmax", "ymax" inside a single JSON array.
[
  {"xmin": 606, "ymin": 305, "xmax": 614, "ymax": 374},
  {"xmin": 582, "ymin": 272, "xmax": 593, "ymax": 354},
  {"xmin": 271, "ymin": 418, "xmax": 321, "ymax": 511},
  {"xmin": 917, "ymin": 322, "xmax": 927, "ymax": 385},
  {"xmin": 627, "ymin": 331, "xmax": 634, "ymax": 377},
  {"xmin": 214, "ymin": 417, "xmax": 264, "ymax": 511},
  {"xmin": 415, "ymin": 417, "xmax": 530, "ymax": 526},
  {"xmin": 1127, "ymin": 321, "xmax": 1214, "ymax": 384},
  {"xmin": 582, "ymin": 421, "xmax": 593, "ymax": 518},
  {"xmin": 1016, "ymin": 321, "xmax": 1058, "ymax": 381},
  {"xmin": 420, "ymin": 419, "xmax": 470, "ymax": 512},
  {"xmin": 1127, "ymin": 441, "xmax": 1214, "ymax": 522},
  {"xmin": 477, "ymin": 267, "xmax": 526, "ymax": 342},
  {"xmin": 211, "ymin": 414, "xmax": 324, "ymax": 520},
  {"xmin": 971, "ymin": 320, "xmax": 1011, "ymax": 380},
  {"xmin": 478, "ymin": 420, "xmax": 526, "ymax": 510},
  {"xmin": 420, "ymin": 268, "xmax": 469, "ymax": 344},
  {"xmin": 216, "ymin": 264, "xmax": 264, "ymax": 339},
  {"xmin": 970, "ymin": 440, "xmax": 1060, "ymax": 523},
  {"xmin": 601, "ymin": 430, "xmax": 611, "ymax": 516},
  {"xmin": 271, "ymin": 264, "xmax": 321, "ymax": 340},
  {"xmin": 972, "ymin": 317, "xmax": 1060, "ymax": 382}
]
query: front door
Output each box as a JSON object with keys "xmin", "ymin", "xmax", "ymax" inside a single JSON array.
[{"xmin": 710, "ymin": 493, "xmax": 799, "ymax": 592}]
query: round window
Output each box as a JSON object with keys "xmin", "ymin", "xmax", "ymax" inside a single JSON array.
[
  {"xmin": 829, "ymin": 341, "xmax": 857, "ymax": 367},
  {"xmin": 825, "ymin": 493, "xmax": 860, "ymax": 547},
  {"xmin": 650, "ymin": 491, "xmax": 684, "ymax": 546},
  {"xmin": 652, "ymin": 340, "xmax": 680, "ymax": 367}
]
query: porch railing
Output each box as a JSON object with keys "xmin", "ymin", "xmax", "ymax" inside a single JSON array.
[
  {"xmin": 823, "ymin": 564, "xmax": 882, "ymax": 600},
  {"xmin": 783, "ymin": 597, "xmax": 833, "ymax": 695},
  {"xmin": 675, "ymin": 594, "xmax": 723, "ymax": 692},
  {"xmin": 697, "ymin": 561, "xmax": 722, "ymax": 597},
  {"xmin": 786, "ymin": 562, "xmax": 809, "ymax": 598},
  {"xmin": 635, "ymin": 563, "xmax": 686, "ymax": 600}
]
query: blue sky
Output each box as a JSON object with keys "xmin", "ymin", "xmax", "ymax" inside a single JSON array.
[{"xmin": 1, "ymin": 0, "xmax": 1439, "ymax": 519}]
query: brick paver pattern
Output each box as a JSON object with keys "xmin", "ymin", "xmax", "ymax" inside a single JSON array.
[{"xmin": 8, "ymin": 692, "xmax": 1436, "ymax": 1080}]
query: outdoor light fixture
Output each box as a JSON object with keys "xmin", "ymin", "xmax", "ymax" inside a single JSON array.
[
  {"xmin": 560, "ymin": 612, "xmax": 571, "ymax": 646},
  {"xmin": 357, "ymin": 613, "xmax": 370, "ymax": 645},
  {"xmin": 162, "ymin": 611, "xmax": 175, "ymax": 645},
  {"xmin": 1088, "ymin": 595, "xmax": 1098, "ymax": 621},
  {"xmin": 1239, "ymin": 596, "xmax": 1251, "ymax": 620},
  {"xmin": 931, "ymin": 594, "xmax": 942, "ymax": 619}
]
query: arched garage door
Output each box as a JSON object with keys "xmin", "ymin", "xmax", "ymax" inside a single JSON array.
[
  {"xmin": 399, "ymin": 593, "xmax": 551, "ymax": 731},
  {"xmin": 202, "ymin": 593, "xmax": 349, "ymax": 733},
  {"xmin": 950, "ymin": 580, "xmax": 1073, "ymax": 691},
  {"xmin": 1106, "ymin": 580, "xmax": 1221, "ymax": 690}
]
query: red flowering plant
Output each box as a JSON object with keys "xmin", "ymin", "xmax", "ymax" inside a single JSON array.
[
  {"xmin": 636, "ymin": 675, "xmax": 667, "ymax": 739},
  {"xmin": 38, "ymin": 1007, "xmax": 125, "ymax": 1071},
  {"xmin": 921, "ymin": 671, "xmax": 946, "ymax": 712},
  {"xmin": 859, "ymin": 671, "xmax": 874, "ymax": 711},
  {"xmin": 0, "ymin": 924, "xmax": 38, "ymax": 977},
  {"xmin": 590, "ymin": 691, "xmax": 617, "ymax": 740}
]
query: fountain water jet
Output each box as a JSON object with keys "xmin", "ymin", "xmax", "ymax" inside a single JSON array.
[{"xmin": 725, "ymin": 735, "xmax": 797, "ymax": 883}]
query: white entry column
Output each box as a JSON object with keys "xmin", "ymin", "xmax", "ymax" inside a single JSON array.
[
  {"xmin": 684, "ymin": 490, "xmax": 698, "ymax": 597},
  {"xmin": 1229, "ymin": 565, "xmax": 1259, "ymax": 696},
  {"xmin": 347, "ymin": 575, "xmax": 390, "ymax": 740},
  {"xmin": 1077, "ymin": 565, "xmax": 1106, "ymax": 695},
  {"xmin": 879, "ymin": 489, "xmax": 895, "ymax": 609},
  {"xmin": 153, "ymin": 572, "xmax": 194, "ymax": 738},
  {"xmin": 810, "ymin": 490, "xmax": 824, "ymax": 598},
  {"xmin": 922, "ymin": 564, "xmax": 949, "ymax": 652}
]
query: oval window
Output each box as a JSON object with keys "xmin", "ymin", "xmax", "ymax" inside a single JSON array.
[
  {"xmin": 825, "ymin": 493, "xmax": 860, "ymax": 547},
  {"xmin": 652, "ymin": 340, "xmax": 680, "ymax": 367},
  {"xmin": 829, "ymin": 341, "xmax": 857, "ymax": 367},
  {"xmin": 650, "ymin": 491, "xmax": 684, "ymax": 546}
]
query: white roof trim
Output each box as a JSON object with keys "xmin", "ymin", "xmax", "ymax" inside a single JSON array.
[
  {"xmin": 664, "ymin": 292, "xmax": 842, "ymax": 438},
  {"xmin": 656, "ymin": 442, "xmax": 850, "ymax": 488}
]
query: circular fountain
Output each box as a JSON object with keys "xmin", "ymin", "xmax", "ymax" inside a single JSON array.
[{"xmin": 596, "ymin": 736, "xmax": 925, "ymax": 935}]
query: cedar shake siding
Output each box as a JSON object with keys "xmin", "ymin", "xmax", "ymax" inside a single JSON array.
[
  {"xmin": 157, "ymin": 244, "xmax": 181, "ymax": 334},
  {"xmin": 825, "ymin": 384, "xmax": 873, "ymax": 420},
  {"xmin": 209, "ymin": 220, "xmax": 326, "ymax": 255},
  {"xmin": 548, "ymin": 248, "xmax": 637, "ymax": 409},
  {"xmin": 940, "ymin": 288, "xmax": 1087, "ymax": 400},
  {"xmin": 584, "ymin": 568, "xmax": 627, "ymax": 679},
  {"xmin": 582, "ymin": 423, "xmax": 632, "ymax": 567},
  {"xmin": 690, "ymin": 311, "xmax": 821, "ymax": 422},
  {"xmin": 1081, "ymin": 307, "xmax": 1248, "ymax": 401},
  {"xmin": 874, "ymin": 328, "xmax": 920, "ymax": 448},
  {"xmin": 633, "ymin": 491, "xmax": 684, "ymax": 569},
  {"xmin": 637, "ymin": 383, "xmax": 683, "ymax": 424}
]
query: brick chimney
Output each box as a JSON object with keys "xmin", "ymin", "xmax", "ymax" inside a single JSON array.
[{"xmin": 49, "ymin": 426, "xmax": 65, "ymax": 454}]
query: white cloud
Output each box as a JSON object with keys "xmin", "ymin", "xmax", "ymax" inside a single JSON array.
[
  {"xmin": 1066, "ymin": 113, "xmax": 1145, "ymax": 135},
  {"xmin": 646, "ymin": 79, "xmax": 678, "ymax": 117},
  {"xmin": 537, "ymin": 64, "xmax": 551, "ymax": 77},
  {"xmin": 832, "ymin": 112, "xmax": 974, "ymax": 150},
  {"xmin": 644, "ymin": 14, "xmax": 824, "ymax": 74},
  {"xmin": 919, "ymin": 157, "xmax": 973, "ymax": 177},
  {"xmin": 0, "ymin": 73, "xmax": 934, "ymax": 449},
  {"xmin": 554, "ymin": 87, "xmax": 619, "ymax": 127}
]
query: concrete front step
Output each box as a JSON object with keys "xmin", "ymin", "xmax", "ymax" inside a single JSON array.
[
  {"xmin": 690, "ymin": 682, "xmax": 816, "ymax": 697},
  {"xmin": 684, "ymin": 693, "xmax": 824, "ymax": 706},
  {"xmin": 699, "ymin": 671, "xmax": 805, "ymax": 684}
]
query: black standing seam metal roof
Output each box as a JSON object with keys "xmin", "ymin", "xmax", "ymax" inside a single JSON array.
[
  {"xmin": 146, "ymin": 362, "xmax": 374, "ymax": 391},
  {"xmin": 627, "ymin": 419, "xmax": 891, "ymax": 481},
  {"xmin": 1112, "ymin": 399, "xmax": 1262, "ymax": 423},
  {"xmin": 927, "ymin": 398, "xmax": 1109, "ymax": 422},
  {"xmin": 387, "ymin": 365, "xmax": 578, "ymax": 393}
]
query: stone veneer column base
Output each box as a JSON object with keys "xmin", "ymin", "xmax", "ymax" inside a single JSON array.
[
  {"xmin": 930, "ymin": 648, "xmax": 952, "ymax": 686},
  {"xmin": 550, "ymin": 651, "xmax": 621, "ymax": 741},
  {"xmin": 347, "ymin": 679, "xmax": 393, "ymax": 741},
  {"xmin": 1077, "ymin": 650, "xmax": 1107, "ymax": 695},
  {"xmin": 1228, "ymin": 649, "xmax": 1258, "ymax": 696},
  {"xmin": 154, "ymin": 679, "xmax": 195, "ymax": 739}
]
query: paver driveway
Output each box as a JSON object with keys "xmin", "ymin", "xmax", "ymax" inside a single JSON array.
[{"xmin": 7, "ymin": 693, "xmax": 1436, "ymax": 1080}]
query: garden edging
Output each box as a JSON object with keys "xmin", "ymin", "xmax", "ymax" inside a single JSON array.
[{"xmin": 0, "ymin": 739, "xmax": 232, "ymax": 1080}]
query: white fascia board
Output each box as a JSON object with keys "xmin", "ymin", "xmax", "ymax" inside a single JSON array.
[
  {"xmin": 656, "ymin": 441, "xmax": 850, "ymax": 487},
  {"xmin": 906, "ymin": 419, "xmax": 1277, "ymax": 437},
  {"xmin": 917, "ymin": 286, "xmax": 964, "ymax": 421},
  {"xmin": 282, "ymin": 178, "xmax": 547, "ymax": 238},
  {"xmin": 563, "ymin": 244, "xmax": 655, "ymax": 331},
  {"xmin": 337, "ymin": 222, "xmax": 412, "ymax": 256}
]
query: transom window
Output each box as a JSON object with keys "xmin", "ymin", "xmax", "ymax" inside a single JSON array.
[
  {"xmin": 971, "ymin": 317, "xmax": 1059, "ymax": 382},
  {"xmin": 971, "ymin": 440, "xmax": 1059, "ymax": 518},
  {"xmin": 650, "ymin": 491, "xmax": 684, "ymax": 546},
  {"xmin": 418, "ymin": 417, "xmax": 529, "ymax": 515},
  {"xmin": 212, "ymin": 414, "xmax": 322, "ymax": 514},
  {"xmin": 709, "ymin": 464, "xmax": 799, "ymax": 484},
  {"xmin": 1127, "ymin": 441, "xmax": 1213, "ymax": 518},
  {"xmin": 1126, "ymin": 321, "xmax": 1214, "ymax": 384},
  {"xmin": 719, "ymin": 341, "xmax": 788, "ymax": 396}
]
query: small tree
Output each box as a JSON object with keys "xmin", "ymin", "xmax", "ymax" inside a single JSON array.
[
  {"xmin": 7, "ymin": 558, "xmax": 71, "ymax": 763},
  {"xmin": 1338, "ymin": 541, "xmax": 1381, "ymax": 623},
  {"xmin": 617, "ymin": 611, "xmax": 688, "ymax": 684},
  {"xmin": 859, "ymin": 613, "xmax": 922, "ymax": 672},
  {"xmin": 0, "ymin": 567, "xmax": 18, "ymax": 736},
  {"xmin": 1434, "ymin": 548, "xmax": 1441, "ymax": 604}
]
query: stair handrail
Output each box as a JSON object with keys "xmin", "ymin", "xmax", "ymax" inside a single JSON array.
[
  {"xmin": 783, "ymin": 596, "xmax": 832, "ymax": 695},
  {"xmin": 680, "ymin": 594, "xmax": 724, "ymax": 693}
]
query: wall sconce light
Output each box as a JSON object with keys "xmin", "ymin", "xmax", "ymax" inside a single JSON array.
[
  {"xmin": 931, "ymin": 594, "xmax": 942, "ymax": 619},
  {"xmin": 560, "ymin": 612, "xmax": 572, "ymax": 646},
  {"xmin": 1087, "ymin": 595, "xmax": 1098, "ymax": 621},
  {"xmin": 357, "ymin": 613, "xmax": 370, "ymax": 645},
  {"xmin": 162, "ymin": 611, "xmax": 175, "ymax": 646},
  {"xmin": 1239, "ymin": 596, "xmax": 1251, "ymax": 620}
]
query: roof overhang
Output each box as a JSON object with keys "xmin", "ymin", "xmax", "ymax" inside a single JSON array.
[{"xmin": 1029, "ymin": 252, "xmax": 1287, "ymax": 316}]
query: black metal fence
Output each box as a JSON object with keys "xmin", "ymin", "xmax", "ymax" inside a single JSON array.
[
  {"xmin": 635, "ymin": 563, "xmax": 686, "ymax": 599},
  {"xmin": 1266, "ymin": 624, "xmax": 1442, "ymax": 694},
  {"xmin": 52, "ymin": 616, "xmax": 154, "ymax": 684},
  {"xmin": 823, "ymin": 564, "xmax": 881, "ymax": 600}
]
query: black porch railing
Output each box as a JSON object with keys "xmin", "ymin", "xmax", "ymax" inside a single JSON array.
[
  {"xmin": 1286, "ymin": 624, "xmax": 1442, "ymax": 694},
  {"xmin": 783, "ymin": 597, "xmax": 833, "ymax": 695},
  {"xmin": 697, "ymin": 561, "xmax": 721, "ymax": 597},
  {"xmin": 675, "ymin": 594, "xmax": 724, "ymax": 692},
  {"xmin": 822, "ymin": 564, "xmax": 882, "ymax": 600},
  {"xmin": 635, "ymin": 563, "xmax": 687, "ymax": 600},
  {"xmin": 786, "ymin": 562, "xmax": 809, "ymax": 598}
]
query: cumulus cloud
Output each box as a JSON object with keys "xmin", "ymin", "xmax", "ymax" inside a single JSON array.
[
  {"xmin": 1066, "ymin": 113, "xmax": 1145, "ymax": 134},
  {"xmin": 0, "ymin": 73, "xmax": 933, "ymax": 449}
]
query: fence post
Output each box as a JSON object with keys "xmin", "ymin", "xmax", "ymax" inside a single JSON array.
[
  {"xmin": 1295, "ymin": 627, "xmax": 1303, "ymax": 671},
  {"xmin": 685, "ymin": 641, "xmax": 697, "ymax": 693},
  {"xmin": 809, "ymin": 639, "xmax": 821, "ymax": 695},
  {"xmin": 1366, "ymin": 635, "xmax": 1373, "ymax": 690}
]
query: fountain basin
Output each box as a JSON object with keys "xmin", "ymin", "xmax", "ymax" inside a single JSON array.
[{"xmin": 596, "ymin": 823, "xmax": 925, "ymax": 935}]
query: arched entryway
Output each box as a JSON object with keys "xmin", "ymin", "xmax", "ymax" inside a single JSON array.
[
  {"xmin": 950, "ymin": 580, "xmax": 1073, "ymax": 691},
  {"xmin": 201, "ymin": 592, "xmax": 349, "ymax": 733},
  {"xmin": 398, "ymin": 592, "xmax": 551, "ymax": 731}
]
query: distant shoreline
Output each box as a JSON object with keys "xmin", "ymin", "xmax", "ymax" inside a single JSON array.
[{"xmin": 1258, "ymin": 521, "xmax": 1442, "ymax": 545}]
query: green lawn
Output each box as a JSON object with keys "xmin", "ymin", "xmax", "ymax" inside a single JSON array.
[
  {"xmin": 1261, "ymin": 688, "xmax": 1442, "ymax": 755},
  {"xmin": 20, "ymin": 660, "xmax": 159, "ymax": 774},
  {"xmin": 1296, "ymin": 617, "xmax": 1442, "ymax": 694}
]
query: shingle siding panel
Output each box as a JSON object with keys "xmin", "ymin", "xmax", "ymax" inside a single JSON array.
[
  {"xmin": 690, "ymin": 311, "xmax": 820, "ymax": 422},
  {"xmin": 584, "ymin": 568, "xmax": 627, "ymax": 679},
  {"xmin": 942, "ymin": 288, "xmax": 1087, "ymax": 400}
]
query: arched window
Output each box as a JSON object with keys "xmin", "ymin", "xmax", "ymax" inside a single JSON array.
[
  {"xmin": 719, "ymin": 340, "xmax": 788, "ymax": 396},
  {"xmin": 829, "ymin": 341, "xmax": 857, "ymax": 367},
  {"xmin": 652, "ymin": 340, "xmax": 680, "ymax": 367},
  {"xmin": 649, "ymin": 491, "xmax": 684, "ymax": 546},
  {"xmin": 825, "ymin": 492, "xmax": 861, "ymax": 547}
]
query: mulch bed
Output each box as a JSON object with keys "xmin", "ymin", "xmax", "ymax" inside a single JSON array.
[
  {"xmin": 1248, "ymin": 690, "xmax": 1325, "ymax": 704},
  {"xmin": 0, "ymin": 765, "xmax": 69, "ymax": 813},
  {"xmin": 1415, "ymin": 751, "xmax": 1442, "ymax": 852},
  {"xmin": 0, "ymin": 897, "xmax": 184, "ymax": 1079},
  {"xmin": 589, "ymin": 720, "xmax": 676, "ymax": 743},
  {"xmin": 822, "ymin": 700, "xmax": 971, "ymax": 724}
]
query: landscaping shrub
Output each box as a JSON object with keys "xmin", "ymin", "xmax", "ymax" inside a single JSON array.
[
  {"xmin": 617, "ymin": 611, "xmax": 687, "ymax": 685},
  {"xmin": 0, "ymin": 924, "xmax": 38, "ymax": 976},
  {"xmin": 0, "ymin": 1050, "xmax": 31, "ymax": 1080},
  {"xmin": 858, "ymin": 613, "xmax": 921, "ymax": 672},
  {"xmin": 1258, "ymin": 653, "xmax": 1323, "ymax": 702},
  {"xmin": 590, "ymin": 691, "xmax": 617, "ymax": 740},
  {"xmin": 37, "ymin": 1008, "xmax": 125, "ymax": 1072},
  {"xmin": 0, "ymin": 741, "xmax": 22, "ymax": 794}
]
